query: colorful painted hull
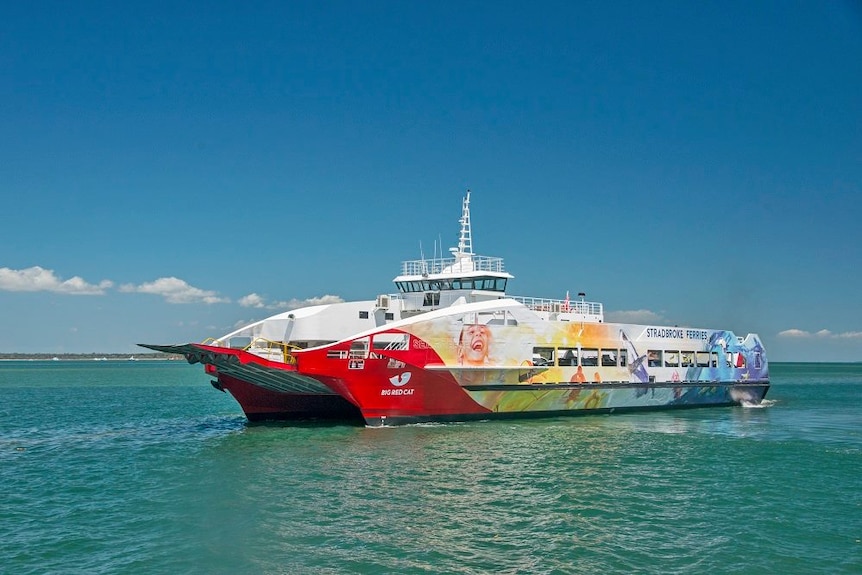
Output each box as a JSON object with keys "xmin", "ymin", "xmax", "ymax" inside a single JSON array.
[{"xmin": 144, "ymin": 300, "xmax": 770, "ymax": 425}]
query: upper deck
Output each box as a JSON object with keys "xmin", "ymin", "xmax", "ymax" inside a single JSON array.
[{"xmin": 398, "ymin": 254, "xmax": 508, "ymax": 277}]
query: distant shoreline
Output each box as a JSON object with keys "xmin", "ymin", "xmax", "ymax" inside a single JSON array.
[{"xmin": 0, "ymin": 352, "xmax": 184, "ymax": 361}]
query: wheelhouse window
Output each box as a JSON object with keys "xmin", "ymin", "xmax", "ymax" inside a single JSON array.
[{"xmin": 396, "ymin": 276, "xmax": 507, "ymax": 293}]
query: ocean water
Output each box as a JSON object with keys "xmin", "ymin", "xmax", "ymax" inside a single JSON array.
[{"xmin": 0, "ymin": 361, "xmax": 859, "ymax": 575}]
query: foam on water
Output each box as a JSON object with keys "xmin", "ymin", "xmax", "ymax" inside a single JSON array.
[{"xmin": 742, "ymin": 398, "xmax": 778, "ymax": 408}]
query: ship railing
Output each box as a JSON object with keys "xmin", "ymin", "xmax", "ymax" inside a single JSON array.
[
  {"xmin": 400, "ymin": 255, "xmax": 506, "ymax": 276},
  {"xmin": 382, "ymin": 340, "xmax": 409, "ymax": 351},
  {"xmin": 246, "ymin": 338, "xmax": 300, "ymax": 365},
  {"xmin": 511, "ymin": 296, "xmax": 603, "ymax": 316}
]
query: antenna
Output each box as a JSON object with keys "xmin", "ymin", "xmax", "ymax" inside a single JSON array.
[
  {"xmin": 419, "ymin": 241, "xmax": 428, "ymax": 276},
  {"xmin": 452, "ymin": 189, "xmax": 473, "ymax": 255}
]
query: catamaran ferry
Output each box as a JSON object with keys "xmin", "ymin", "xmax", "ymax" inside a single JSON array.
[{"xmin": 142, "ymin": 191, "xmax": 769, "ymax": 425}]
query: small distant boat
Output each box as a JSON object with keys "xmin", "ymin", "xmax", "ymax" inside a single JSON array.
[
  {"xmin": 128, "ymin": 356, "xmax": 138, "ymax": 361},
  {"xmin": 142, "ymin": 191, "xmax": 769, "ymax": 425}
]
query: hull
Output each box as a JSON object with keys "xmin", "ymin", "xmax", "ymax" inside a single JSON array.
[
  {"xmin": 142, "ymin": 301, "xmax": 771, "ymax": 426},
  {"xmin": 362, "ymin": 382, "xmax": 770, "ymax": 426},
  {"xmin": 215, "ymin": 372, "xmax": 363, "ymax": 423},
  {"xmin": 211, "ymin": 356, "xmax": 768, "ymax": 425}
]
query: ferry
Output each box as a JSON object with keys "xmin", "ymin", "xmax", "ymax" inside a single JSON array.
[{"xmin": 141, "ymin": 191, "xmax": 769, "ymax": 425}]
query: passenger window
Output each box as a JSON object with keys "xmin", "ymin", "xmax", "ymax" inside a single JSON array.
[
  {"xmin": 601, "ymin": 350, "xmax": 617, "ymax": 366},
  {"xmin": 664, "ymin": 351, "xmax": 680, "ymax": 367},
  {"xmin": 558, "ymin": 348, "xmax": 577, "ymax": 366},
  {"xmin": 648, "ymin": 350, "xmax": 663, "ymax": 367},
  {"xmin": 581, "ymin": 348, "xmax": 599, "ymax": 366},
  {"xmin": 696, "ymin": 352, "xmax": 711, "ymax": 367},
  {"xmin": 681, "ymin": 352, "xmax": 694, "ymax": 367},
  {"xmin": 619, "ymin": 349, "xmax": 628, "ymax": 367},
  {"xmin": 532, "ymin": 347, "xmax": 555, "ymax": 366}
]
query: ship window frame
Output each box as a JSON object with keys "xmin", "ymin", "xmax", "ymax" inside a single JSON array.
[
  {"xmin": 619, "ymin": 349, "xmax": 628, "ymax": 367},
  {"xmin": 349, "ymin": 337, "xmax": 370, "ymax": 359},
  {"xmin": 581, "ymin": 348, "xmax": 599, "ymax": 367},
  {"xmin": 601, "ymin": 350, "xmax": 617, "ymax": 367},
  {"xmin": 359, "ymin": 311, "xmax": 369, "ymax": 319},
  {"xmin": 664, "ymin": 351, "xmax": 680, "ymax": 367},
  {"xmin": 696, "ymin": 352, "xmax": 711, "ymax": 367},
  {"xmin": 558, "ymin": 347, "xmax": 577, "ymax": 366},
  {"xmin": 648, "ymin": 350, "xmax": 663, "ymax": 367},
  {"xmin": 532, "ymin": 347, "xmax": 555, "ymax": 366},
  {"xmin": 681, "ymin": 351, "xmax": 694, "ymax": 367},
  {"xmin": 423, "ymin": 292, "xmax": 441, "ymax": 307}
]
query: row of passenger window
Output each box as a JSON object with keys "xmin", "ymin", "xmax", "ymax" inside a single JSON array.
[
  {"xmin": 532, "ymin": 347, "xmax": 729, "ymax": 368},
  {"xmin": 647, "ymin": 350, "xmax": 720, "ymax": 368},
  {"xmin": 532, "ymin": 347, "xmax": 628, "ymax": 367}
]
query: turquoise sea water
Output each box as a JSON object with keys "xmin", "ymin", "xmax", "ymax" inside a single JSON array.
[{"xmin": 0, "ymin": 361, "xmax": 859, "ymax": 574}]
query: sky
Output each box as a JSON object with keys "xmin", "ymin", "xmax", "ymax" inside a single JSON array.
[{"xmin": 1, "ymin": 1, "xmax": 860, "ymax": 361}]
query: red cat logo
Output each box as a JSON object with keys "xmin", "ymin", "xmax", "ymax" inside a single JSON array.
[{"xmin": 389, "ymin": 372, "xmax": 411, "ymax": 387}]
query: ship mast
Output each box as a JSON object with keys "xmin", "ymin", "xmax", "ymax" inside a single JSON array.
[{"xmin": 452, "ymin": 190, "xmax": 473, "ymax": 257}]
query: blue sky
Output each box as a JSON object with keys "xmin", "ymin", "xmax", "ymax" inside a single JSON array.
[{"xmin": 1, "ymin": 1, "xmax": 860, "ymax": 361}]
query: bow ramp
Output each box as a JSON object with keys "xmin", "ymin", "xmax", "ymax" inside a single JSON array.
[{"xmin": 138, "ymin": 343, "xmax": 336, "ymax": 395}]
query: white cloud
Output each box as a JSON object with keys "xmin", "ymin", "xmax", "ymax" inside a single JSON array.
[
  {"xmin": 270, "ymin": 294, "xmax": 344, "ymax": 310},
  {"xmin": 0, "ymin": 266, "xmax": 113, "ymax": 295},
  {"xmin": 836, "ymin": 331, "xmax": 862, "ymax": 339},
  {"xmin": 778, "ymin": 328, "xmax": 862, "ymax": 339},
  {"xmin": 605, "ymin": 309, "xmax": 666, "ymax": 324},
  {"xmin": 240, "ymin": 293, "xmax": 344, "ymax": 310},
  {"xmin": 238, "ymin": 293, "xmax": 266, "ymax": 308},
  {"xmin": 120, "ymin": 277, "xmax": 229, "ymax": 304},
  {"xmin": 777, "ymin": 329, "xmax": 810, "ymax": 338}
]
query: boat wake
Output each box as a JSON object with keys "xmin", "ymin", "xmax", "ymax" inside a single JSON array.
[{"xmin": 742, "ymin": 399, "xmax": 777, "ymax": 409}]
